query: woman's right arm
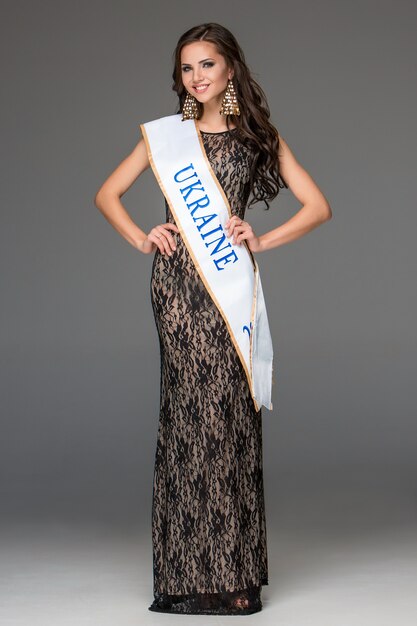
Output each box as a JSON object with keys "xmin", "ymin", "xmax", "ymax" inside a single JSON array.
[{"xmin": 94, "ymin": 138, "xmax": 179, "ymax": 256}]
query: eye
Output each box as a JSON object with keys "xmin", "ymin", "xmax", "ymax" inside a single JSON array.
[{"xmin": 181, "ymin": 61, "xmax": 215, "ymax": 72}]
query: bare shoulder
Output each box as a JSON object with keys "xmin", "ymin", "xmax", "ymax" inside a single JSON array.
[
  {"xmin": 96, "ymin": 131, "xmax": 151, "ymax": 198},
  {"xmin": 276, "ymin": 133, "xmax": 296, "ymax": 162},
  {"xmin": 129, "ymin": 133, "xmax": 151, "ymax": 173}
]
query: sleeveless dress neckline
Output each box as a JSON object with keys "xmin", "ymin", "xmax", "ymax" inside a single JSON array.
[{"xmin": 199, "ymin": 128, "xmax": 238, "ymax": 135}]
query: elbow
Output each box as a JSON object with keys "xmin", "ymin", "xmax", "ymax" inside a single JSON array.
[
  {"xmin": 94, "ymin": 188, "xmax": 105, "ymax": 210},
  {"xmin": 309, "ymin": 195, "xmax": 333, "ymax": 224},
  {"xmin": 323, "ymin": 203, "xmax": 333, "ymax": 221},
  {"xmin": 318, "ymin": 200, "xmax": 332, "ymax": 222},
  {"xmin": 94, "ymin": 186, "xmax": 120, "ymax": 210}
]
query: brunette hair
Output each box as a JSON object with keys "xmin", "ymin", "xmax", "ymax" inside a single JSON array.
[{"xmin": 171, "ymin": 22, "xmax": 288, "ymax": 210}]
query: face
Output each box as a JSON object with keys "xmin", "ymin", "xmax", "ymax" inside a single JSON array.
[{"xmin": 180, "ymin": 41, "xmax": 233, "ymax": 104}]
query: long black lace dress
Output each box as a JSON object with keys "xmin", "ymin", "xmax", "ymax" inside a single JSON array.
[{"xmin": 147, "ymin": 128, "xmax": 268, "ymax": 615}]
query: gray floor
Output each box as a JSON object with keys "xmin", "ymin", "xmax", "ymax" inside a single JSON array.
[{"xmin": 1, "ymin": 471, "xmax": 416, "ymax": 625}]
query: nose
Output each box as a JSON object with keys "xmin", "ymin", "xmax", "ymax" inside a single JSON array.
[{"xmin": 193, "ymin": 68, "xmax": 204, "ymax": 82}]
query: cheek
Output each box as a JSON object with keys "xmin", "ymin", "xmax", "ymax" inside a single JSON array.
[
  {"xmin": 216, "ymin": 69, "xmax": 230, "ymax": 84},
  {"xmin": 213, "ymin": 67, "xmax": 226, "ymax": 79}
]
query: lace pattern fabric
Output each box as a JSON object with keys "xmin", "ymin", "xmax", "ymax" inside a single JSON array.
[
  {"xmin": 149, "ymin": 584, "xmax": 263, "ymax": 615},
  {"xmin": 148, "ymin": 128, "xmax": 267, "ymax": 615}
]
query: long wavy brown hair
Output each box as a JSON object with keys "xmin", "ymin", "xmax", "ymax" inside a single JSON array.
[{"xmin": 171, "ymin": 22, "xmax": 288, "ymax": 210}]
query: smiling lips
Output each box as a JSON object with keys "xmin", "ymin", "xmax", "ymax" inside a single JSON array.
[{"xmin": 193, "ymin": 84, "xmax": 210, "ymax": 93}]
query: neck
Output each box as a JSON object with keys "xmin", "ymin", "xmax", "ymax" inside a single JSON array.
[{"xmin": 198, "ymin": 96, "xmax": 228, "ymax": 129}]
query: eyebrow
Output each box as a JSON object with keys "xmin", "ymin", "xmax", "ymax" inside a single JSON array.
[{"xmin": 181, "ymin": 58, "xmax": 215, "ymax": 66}]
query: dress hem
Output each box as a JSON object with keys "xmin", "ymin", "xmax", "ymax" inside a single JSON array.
[{"xmin": 148, "ymin": 577, "xmax": 268, "ymax": 615}]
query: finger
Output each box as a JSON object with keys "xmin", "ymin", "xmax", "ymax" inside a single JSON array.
[
  {"xmin": 227, "ymin": 223, "xmax": 240, "ymax": 236},
  {"xmin": 231, "ymin": 224, "xmax": 248, "ymax": 239},
  {"xmin": 226, "ymin": 218, "xmax": 244, "ymax": 235},
  {"xmin": 157, "ymin": 226, "xmax": 177, "ymax": 252},
  {"xmin": 235, "ymin": 231, "xmax": 250, "ymax": 245},
  {"xmin": 149, "ymin": 235, "xmax": 165, "ymax": 254},
  {"xmin": 164, "ymin": 223, "xmax": 180, "ymax": 232},
  {"xmin": 233, "ymin": 226, "xmax": 251, "ymax": 244},
  {"xmin": 157, "ymin": 234, "xmax": 173, "ymax": 255}
]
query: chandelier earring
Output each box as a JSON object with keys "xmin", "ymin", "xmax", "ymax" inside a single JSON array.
[
  {"xmin": 181, "ymin": 91, "xmax": 199, "ymax": 120},
  {"xmin": 219, "ymin": 78, "xmax": 240, "ymax": 116}
]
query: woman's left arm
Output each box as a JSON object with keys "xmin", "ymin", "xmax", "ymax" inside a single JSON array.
[
  {"xmin": 257, "ymin": 135, "xmax": 332, "ymax": 252},
  {"xmin": 227, "ymin": 135, "xmax": 332, "ymax": 253}
]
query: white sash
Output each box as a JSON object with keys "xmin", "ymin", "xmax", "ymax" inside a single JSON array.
[{"xmin": 140, "ymin": 113, "xmax": 274, "ymax": 411}]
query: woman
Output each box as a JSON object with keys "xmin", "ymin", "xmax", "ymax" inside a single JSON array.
[{"xmin": 95, "ymin": 22, "xmax": 332, "ymax": 616}]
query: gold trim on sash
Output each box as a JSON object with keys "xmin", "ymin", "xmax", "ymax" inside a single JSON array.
[{"xmin": 139, "ymin": 120, "xmax": 262, "ymax": 412}]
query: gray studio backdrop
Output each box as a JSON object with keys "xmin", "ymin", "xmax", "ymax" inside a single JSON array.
[{"xmin": 1, "ymin": 0, "xmax": 416, "ymax": 526}]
